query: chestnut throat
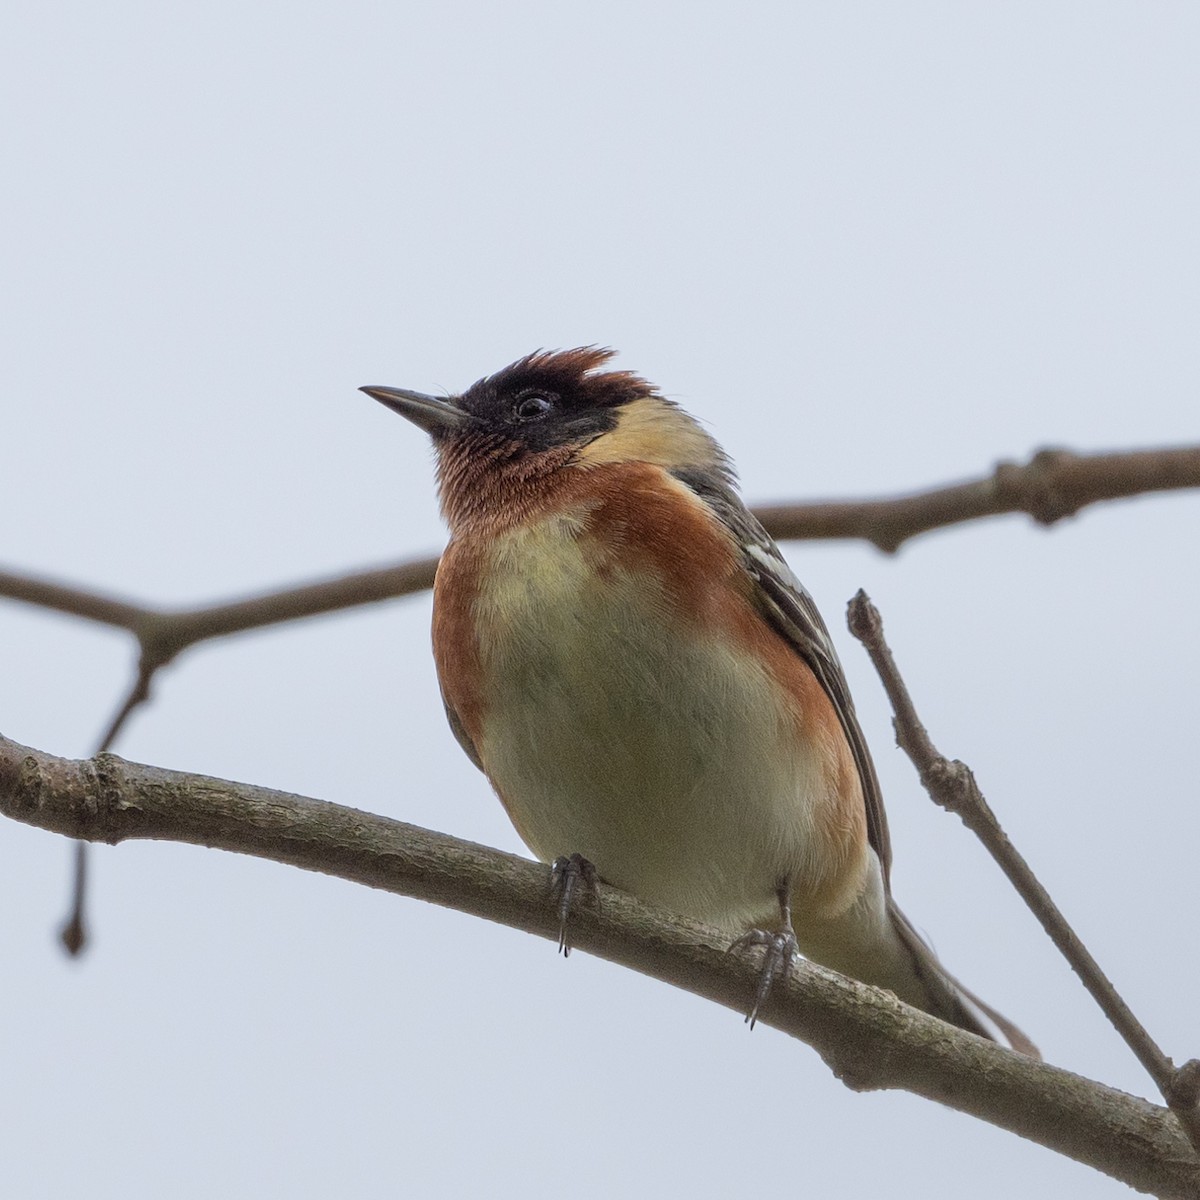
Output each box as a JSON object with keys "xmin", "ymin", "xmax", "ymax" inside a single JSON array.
[{"xmin": 435, "ymin": 433, "xmax": 585, "ymax": 534}]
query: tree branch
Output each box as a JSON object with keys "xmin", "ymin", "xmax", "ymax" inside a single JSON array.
[
  {"xmin": 756, "ymin": 445, "xmax": 1200, "ymax": 553},
  {"xmin": 0, "ymin": 734, "xmax": 1197, "ymax": 1197},
  {"xmin": 846, "ymin": 590, "xmax": 1200, "ymax": 1157},
  {"xmin": 0, "ymin": 559, "xmax": 441, "ymax": 660},
  {"xmin": 57, "ymin": 655, "xmax": 161, "ymax": 954},
  {"xmin": 3, "ymin": 444, "xmax": 1198, "ymax": 671}
]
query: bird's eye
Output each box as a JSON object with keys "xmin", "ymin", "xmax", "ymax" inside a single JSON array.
[{"xmin": 513, "ymin": 391, "xmax": 556, "ymax": 421}]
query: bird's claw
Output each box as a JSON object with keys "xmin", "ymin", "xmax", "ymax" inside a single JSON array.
[
  {"xmin": 549, "ymin": 854, "xmax": 600, "ymax": 956},
  {"xmin": 727, "ymin": 928, "xmax": 800, "ymax": 1028}
]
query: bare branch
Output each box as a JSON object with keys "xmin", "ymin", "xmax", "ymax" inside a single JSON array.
[
  {"xmin": 0, "ymin": 559, "xmax": 441, "ymax": 661},
  {"xmin": 93, "ymin": 657, "xmax": 158, "ymax": 754},
  {"xmin": 847, "ymin": 590, "xmax": 1200, "ymax": 1156},
  {"xmin": 58, "ymin": 838, "xmax": 88, "ymax": 955},
  {"xmin": 140, "ymin": 558, "xmax": 441, "ymax": 659},
  {"xmin": 58, "ymin": 656, "xmax": 162, "ymax": 955},
  {"xmin": 0, "ymin": 734, "xmax": 1195, "ymax": 1195},
  {"xmin": 0, "ymin": 569, "xmax": 146, "ymax": 631},
  {"xmin": 3, "ymin": 445, "xmax": 1198, "ymax": 671},
  {"xmin": 757, "ymin": 444, "xmax": 1200, "ymax": 553}
]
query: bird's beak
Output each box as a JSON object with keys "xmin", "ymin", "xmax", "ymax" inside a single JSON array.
[{"xmin": 359, "ymin": 385, "xmax": 469, "ymax": 436}]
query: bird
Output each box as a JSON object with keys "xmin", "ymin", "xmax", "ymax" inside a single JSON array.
[{"xmin": 362, "ymin": 347, "xmax": 1036, "ymax": 1055}]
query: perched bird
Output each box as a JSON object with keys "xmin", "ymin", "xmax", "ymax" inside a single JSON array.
[{"xmin": 363, "ymin": 348, "xmax": 1035, "ymax": 1054}]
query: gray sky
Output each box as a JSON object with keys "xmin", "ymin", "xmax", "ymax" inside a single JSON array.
[{"xmin": 2, "ymin": 4, "xmax": 1198, "ymax": 1197}]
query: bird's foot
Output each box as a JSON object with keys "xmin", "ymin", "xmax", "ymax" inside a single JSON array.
[
  {"xmin": 549, "ymin": 854, "xmax": 600, "ymax": 956},
  {"xmin": 727, "ymin": 927, "xmax": 800, "ymax": 1029}
]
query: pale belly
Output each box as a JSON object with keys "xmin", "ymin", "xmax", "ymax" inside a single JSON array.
[{"xmin": 472, "ymin": 520, "xmax": 834, "ymax": 931}]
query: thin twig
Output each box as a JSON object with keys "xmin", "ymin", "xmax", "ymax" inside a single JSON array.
[
  {"xmin": 58, "ymin": 656, "xmax": 160, "ymax": 955},
  {"xmin": 0, "ymin": 733, "xmax": 1196, "ymax": 1197},
  {"xmin": 59, "ymin": 840, "xmax": 87, "ymax": 956},
  {"xmin": 846, "ymin": 590, "xmax": 1200, "ymax": 1155},
  {"xmin": 93, "ymin": 657, "xmax": 157, "ymax": 755}
]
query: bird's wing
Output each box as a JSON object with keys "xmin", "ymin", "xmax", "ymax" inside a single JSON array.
[
  {"xmin": 442, "ymin": 696, "xmax": 485, "ymax": 771},
  {"xmin": 672, "ymin": 469, "xmax": 893, "ymax": 884},
  {"xmin": 745, "ymin": 541, "xmax": 894, "ymax": 884}
]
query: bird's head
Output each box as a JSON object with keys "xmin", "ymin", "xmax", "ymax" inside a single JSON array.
[{"xmin": 362, "ymin": 348, "xmax": 731, "ymax": 528}]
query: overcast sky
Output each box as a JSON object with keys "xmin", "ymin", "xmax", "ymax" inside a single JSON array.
[{"xmin": 3, "ymin": 4, "xmax": 1198, "ymax": 1197}]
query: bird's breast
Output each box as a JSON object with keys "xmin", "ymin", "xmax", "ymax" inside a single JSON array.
[{"xmin": 433, "ymin": 485, "xmax": 865, "ymax": 928}]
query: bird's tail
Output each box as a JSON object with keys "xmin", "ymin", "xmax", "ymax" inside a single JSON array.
[
  {"xmin": 886, "ymin": 900, "xmax": 1040, "ymax": 1059},
  {"xmin": 795, "ymin": 856, "xmax": 1038, "ymax": 1058}
]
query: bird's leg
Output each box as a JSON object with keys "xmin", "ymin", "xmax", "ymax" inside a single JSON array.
[
  {"xmin": 549, "ymin": 853, "xmax": 601, "ymax": 957},
  {"xmin": 727, "ymin": 878, "xmax": 800, "ymax": 1029}
]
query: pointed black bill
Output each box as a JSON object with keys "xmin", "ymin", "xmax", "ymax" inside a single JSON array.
[{"xmin": 359, "ymin": 385, "xmax": 468, "ymax": 436}]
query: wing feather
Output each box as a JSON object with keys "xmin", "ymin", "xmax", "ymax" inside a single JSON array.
[{"xmin": 671, "ymin": 469, "xmax": 894, "ymax": 886}]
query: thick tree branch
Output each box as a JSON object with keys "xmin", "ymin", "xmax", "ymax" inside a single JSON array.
[
  {"xmin": 0, "ymin": 735, "xmax": 1197, "ymax": 1197},
  {"xmin": 847, "ymin": 591, "xmax": 1200, "ymax": 1157}
]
